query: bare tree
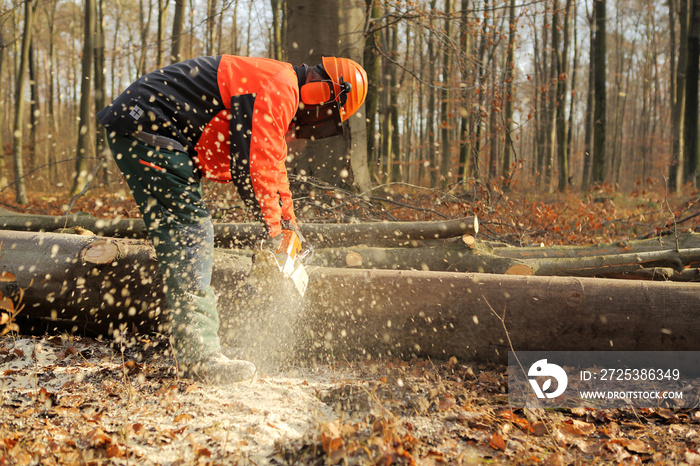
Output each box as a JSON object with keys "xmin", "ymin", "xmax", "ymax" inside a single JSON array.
[
  {"xmin": 206, "ymin": 0, "xmax": 217, "ymax": 56},
  {"xmin": 555, "ymin": 0, "xmax": 573, "ymax": 191},
  {"xmin": 458, "ymin": 0, "xmax": 472, "ymax": 181},
  {"xmin": 502, "ymin": 0, "xmax": 516, "ymax": 179},
  {"xmin": 156, "ymin": 0, "xmax": 169, "ymax": 67},
  {"xmin": 439, "ymin": 0, "xmax": 453, "ymax": 185},
  {"xmin": 363, "ymin": 0, "xmax": 381, "ymax": 180},
  {"xmin": 270, "ymin": 0, "xmax": 283, "ymax": 60},
  {"xmin": 427, "ymin": 0, "xmax": 438, "ymax": 185},
  {"xmin": 95, "ymin": 0, "xmax": 109, "ymax": 184},
  {"xmin": 0, "ymin": 18, "xmax": 6, "ymax": 190},
  {"xmin": 12, "ymin": 0, "xmax": 38, "ymax": 204},
  {"xmin": 670, "ymin": 0, "xmax": 689, "ymax": 191},
  {"xmin": 71, "ymin": 0, "xmax": 95, "ymax": 196},
  {"xmin": 581, "ymin": 1, "xmax": 595, "ymax": 189},
  {"xmin": 170, "ymin": 0, "xmax": 186, "ymax": 63},
  {"xmin": 591, "ymin": 0, "xmax": 607, "ymax": 184},
  {"xmin": 684, "ymin": 0, "xmax": 700, "ymax": 186}
]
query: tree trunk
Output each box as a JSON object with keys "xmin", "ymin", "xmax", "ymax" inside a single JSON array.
[
  {"xmin": 591, "ymin": 0, "xmax": 607, "ymax": 184},
  {"xmin": 28, "ymin": 39, "xmax": 39, "ymax": 172},
  {"xmin": 458, "ymin": 0, "xmax": 472, "ymax": 180},
  {"xmin": 94, "ymin": 0, "xmax": 109, "ymax": 185},
  {"xmin": 671, "ymin": 0, "xmax": 689, "ymax": 192},
  {"xmin": 472, "ymin": 0, "xmax": 488, "ymax": 181},
  {"xmin": 270, "ymin": 0, "xmax": 282, "ymax": 60},
  {"xmin": 544, "ymin": 0, "xmax": 559, "ymax": 191},
  {"xmin": 581, "ymin": 1, "xmax": 595, "ymax": 190},
  {"xmin": 46, "ymin": 0, "xmax": 59, "ymax": 183},
  {"xmin": 285, "ymin": 0, "xmax": 371, "ymax": 192},
  {"xmin": 381, "ymin": 26, "xmax": 393, "ymax": 182},
  {"xmin": 156, "ymin": 0, "xmax": 169, "ymax": 67},
  {"xmin": 70, "ymin": 0, "xmax": 95, "ymax": 197},
  {"xmin": 137, "ymin": 0, "xmax": 153, "ymax": 76},
  {"xmin": 12, "ymin": 0, "xmax": 36, "ymax": 205},
  {"xmin": 684, "ymin": 0, "xmax": 700, "ymax": 186},
  {"xmin": 427, "ymin": 0, "xmax": 438, "ymax": 185},
  {"xmin": 0, "ymin": 24, "xmax": 6, "ymax": 191},
  {"xmin": 363, "ymin": 0, "xmax": 382, "ymax": 180},
  {"xmin": 440, "ymin": 0, "xmax": 453, "ymax": 185},
  {"xmin": 206, "ymin": 0, "xmax": 217, "ymax": 56},
  {"xmin": 502, "ymin": 0, "xmax": 516, "ymax": 179},
  {"xmin": 170, "ymin": 0, "xmax": 186, "ymax": 63},
  {"xmin": 556, "ymin": 0, "xmax": 573, "ymax": 191},
  {"xmin": 565, "ymin": 0, "xmax": 578, "ymax": 187}
]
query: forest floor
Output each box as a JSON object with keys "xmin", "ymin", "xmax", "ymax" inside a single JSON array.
[{"xmin": 1, "ymin": 177, "xmax": 700, "ymax": 465}]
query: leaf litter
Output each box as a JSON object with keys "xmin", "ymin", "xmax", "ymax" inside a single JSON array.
[{"xmin": 2, "ymin": 334, "xmax": 700, "ymax": 464}]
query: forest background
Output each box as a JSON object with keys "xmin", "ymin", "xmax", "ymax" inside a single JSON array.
[{"xmin": 0, "ymin": 0, "xmax": 699, "ymax": 233}]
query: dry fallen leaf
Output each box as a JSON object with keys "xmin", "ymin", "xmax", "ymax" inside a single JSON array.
[
  {"xmin": 438, "ymin": 394, "xmax": 456, "ymax": 411},
  {"xmin": 489, "ymin": 432, "xmax": 506, "ymax": 451},
  {"xmin": 532, "ymin": 422, "xmax": 548, "ymax": 437},
  {"xmin": 174, "ymin": 413, "xmax": 194, "ymax": 423}
]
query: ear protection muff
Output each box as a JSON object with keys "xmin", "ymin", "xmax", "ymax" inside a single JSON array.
[{"xmin": 300, "ymin": 81, "xmax": 333, "ymax": 106}]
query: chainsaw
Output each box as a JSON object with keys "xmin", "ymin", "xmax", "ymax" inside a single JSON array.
[{"xmin": 250, "ymin": 228, "xmax": 313, "ymax": 298}]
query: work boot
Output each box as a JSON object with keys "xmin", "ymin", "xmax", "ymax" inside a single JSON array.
[
  {"xmin": 221, "ymin": 346, "xmax": 247, "ymax": 360},
  {"xmin": 181, "ymin": 352, "xmax": 256, "ymax": 385}
]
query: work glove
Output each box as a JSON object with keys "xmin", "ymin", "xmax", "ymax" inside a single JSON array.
[{"xmin": 279, "ymin": 220, "xmax": 314, "ymax": 264}]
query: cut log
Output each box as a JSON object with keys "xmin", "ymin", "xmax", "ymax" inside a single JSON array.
[
  {"xmin": 0, "ymin": 230, "xmax": 166, "ymax": 336},
  {"xmin": 290, "ymin": 269, "xmax": 700, "ymax": 363},
  {"xmin": 2, "ymin": 230, "xmax": 699, "ymax": 364},
  {"xmin": 0, "ymin": 213, "xmax": 478, "ymax": 247},
  {"xmin": 599, "ymin": 267, "xmax": 700, "ymax": 282},
  {"xmin": 308, "ymin": 237, "xmax": 700, "ymax": 279},
  {"xmin": 488, "ymin": 230, "xmax": 700, "ymax": 260},
  {"xmin": 526, "ymin": 248, "xmax": 700, "ymax": 276},
  {"xmin": 311, "ymin": 245, "xmax": 533, "ymax": 275}
]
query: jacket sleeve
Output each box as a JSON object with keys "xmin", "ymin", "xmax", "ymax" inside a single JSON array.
[{"xmin": 246, "ymin": 70, "xmax": 299, "ymax": 238}]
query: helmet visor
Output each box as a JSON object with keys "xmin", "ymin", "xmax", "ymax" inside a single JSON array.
[{"xmin": 293, "ymin": 101, "xmax": 344, "ymax": 140}]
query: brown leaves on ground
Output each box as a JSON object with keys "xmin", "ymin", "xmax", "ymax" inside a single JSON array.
[
  {"xmin": 277, "ymin": 357, "xmax": 700, "ymax": 465},
  {"xmin": 2, "ymin": 336, "xmax": 700, "ymax": 465}
]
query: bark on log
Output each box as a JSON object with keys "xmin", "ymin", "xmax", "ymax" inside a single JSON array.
[
  {"xmin": 0, "ymin": 230, "xmax": 166, "ymax": 336},
  {"xmin": 0, "ymin": 213, "xmax": 478, "ymax": 248},
  {"xmin": 311, "ymin": 244, "xmax": 533, "ymax": 275},
  {"xmin": 290, "ymin": 269, "xmax": 700, "ymax": 363},
  {"xmin": 526, "ymin": 248, "xmax": 700, "ymax": 276},
  {"xmin": 489, "ymin": 230, "xmax": 700, "ymax": 259},
  {"xmin": 600, "ymin": 267, "xmax": 700, "ymax": 282}
]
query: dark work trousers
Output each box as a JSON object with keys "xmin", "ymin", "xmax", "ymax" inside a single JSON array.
[{"xmin": 107, "ymin": 134, "xmax": 221, "ymax": 363}]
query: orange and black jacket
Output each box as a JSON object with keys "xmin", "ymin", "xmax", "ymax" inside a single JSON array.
[{"xmin": 98, "ymin": 55, "xmax": 302, "ymax": 238}]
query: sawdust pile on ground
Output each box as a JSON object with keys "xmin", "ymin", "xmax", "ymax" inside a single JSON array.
[{"xmin": 2, "ymin": 334, "xmax": 700, "ymax": 465}]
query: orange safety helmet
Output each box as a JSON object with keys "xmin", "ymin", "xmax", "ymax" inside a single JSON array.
[
  {"xmin": 299, "ymin": 57, "xmax": 368, "ymax": 122},
  {"xmin": 323, "ymin": 57, "xmax": 368, "ymax": 121}
]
